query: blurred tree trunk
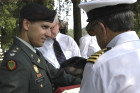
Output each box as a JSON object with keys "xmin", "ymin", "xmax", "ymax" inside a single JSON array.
[
  {"xmin": 132, "ymin": 1, "xmax": 140, "ymax": 36},
  {"xmin": 71, "ymin": 0, "xmax": 82, "ymax": 46}
]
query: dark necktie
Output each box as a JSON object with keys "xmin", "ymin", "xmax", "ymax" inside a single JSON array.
[
  {"xmin": 36, "ymin": 49, "xmax": 41, "ymax": 57},
  {"xmin": 53, "ymin": 39, "xmax": 66, "ymax": 64}
]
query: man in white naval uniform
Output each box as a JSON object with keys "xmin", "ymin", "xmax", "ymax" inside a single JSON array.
[
  {"xmin": 79, "ymin": 34, "xmax": 100, "ymax": 58},
  {"xmin": 79, "ymin": 0, "xmax": 140, "ymax": 93},
  {"xmin": 79, "ymin": 23, "xmax": 100, "ymax": 59}
]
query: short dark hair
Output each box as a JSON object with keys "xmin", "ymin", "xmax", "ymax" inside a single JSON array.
[
  {"xmin": 99, "ymin": 10, "xmax": 134, "ymax": 32},
  {"xmin": 89, "ymin": 10, "xmax": 134, "ymax": 32}
]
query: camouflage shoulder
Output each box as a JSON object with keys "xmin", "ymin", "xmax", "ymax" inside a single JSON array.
[{"xmin": 87, "ymin": 47, "xmax": 112, "ymax": 63}]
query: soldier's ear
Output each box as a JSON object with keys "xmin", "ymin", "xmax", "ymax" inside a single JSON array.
[{"xmin": 22, "ymin": 19, "xmax": 30, "ymax": 31}]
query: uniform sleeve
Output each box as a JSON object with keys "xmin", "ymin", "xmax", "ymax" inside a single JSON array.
[
  {"xmin": 79, "ymin": 63, "xmax": 103, "ymax": 93},
  {"xmin": 70, "ymin": 37, "xmax": 81, "ymax": 57},
  {"xmin": 79, "ymin": 37, "xmax": 90, "ymax": 59},
  {"xmin": 53, "ymin": 68, "xmax": 81, "ymax": 87},
  {"xmin": 46, "ymin": 62, "xmax": 81, "ymax": 87},
  {"xmin": 0, "ymin": 58, "xmax": 30, "ymax": 93}
]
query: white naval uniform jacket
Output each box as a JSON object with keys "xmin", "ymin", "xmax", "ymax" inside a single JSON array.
[
  {"xmin": 80, "ymin": 31, "xmax": 140, "ymax": 93},
  {"xmin": 79, "ymin": 34, "xmax": 101, "ymax": 59}
]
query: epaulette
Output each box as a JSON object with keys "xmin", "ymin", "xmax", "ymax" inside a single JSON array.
[
  {"xmin": 7, "ymin": 47, "xmax": 20, "ymax": 71},
  {"xmin": 87, "ymin": 47, "xmax": 112, "ymax": 63},
  {"xmin": 9, "ymin": 47, "xmax": 20, "ymax": 57}
]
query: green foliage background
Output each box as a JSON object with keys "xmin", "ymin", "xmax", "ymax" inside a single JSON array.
[
  {"xmin": 0, "ymin": 0, "xmax": 54, "ymax": 52},
  {"xmin": 68, "ymin": 1, "xmax": 140, "ymax": 38},
  {"xmin": 132, "ymin": 1, "xmax": 140, "ymax": 36},
  {"xmin": 0, "ymin": 0, "xmax": 140, "ymax": 52}
]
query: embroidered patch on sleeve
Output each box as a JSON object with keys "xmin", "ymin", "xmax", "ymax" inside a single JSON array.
[{"xmin": 7, "ymin": 60, "xmax": 17, "ymax": 70}]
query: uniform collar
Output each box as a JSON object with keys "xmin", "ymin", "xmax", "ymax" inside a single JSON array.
[
  {"xmin": 16, "ymin": 36, "xmax": 36, "ymax": 53},
  {"xmin": 107, "ymin": 31, "xmax": 139, "ymax": 48},
  {"xmin": 14, "ymin": 37, "xmax": 47, "ymax": 70}
]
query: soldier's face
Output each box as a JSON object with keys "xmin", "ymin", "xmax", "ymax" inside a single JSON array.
[{"xmin": 23, "ymin": 19, "xmax": 53, "ymax": 47}]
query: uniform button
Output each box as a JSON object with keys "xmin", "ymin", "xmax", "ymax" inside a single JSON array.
[
  {"xmin": 40, "ymin": 84, "xmax": 43, "ymax": 88},
  {"xmin": 16, "ymin": 47, "xmax": 19, "ymax": 50},
  {"xmin": 31, "ymin": 54, "xmax": 34, "ymax": 58},
  {"xmin": 37, "ymin": 58, "xmax": 40, "ymax": 63}
]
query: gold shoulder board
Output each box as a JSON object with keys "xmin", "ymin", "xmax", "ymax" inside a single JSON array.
[{"xmin": 87, "ymin": 47, "xmax": 111, "ymax": 63}]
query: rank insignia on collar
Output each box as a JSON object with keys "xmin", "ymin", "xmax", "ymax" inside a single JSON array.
[
  {"xmin": 37, "ymin": 58, "xmax": 40, "ymax": 63},
  {"xmin": 7, "ymin": 60, "xmax": 16, "ymax": 70},
  {"xmin": 33, "ymin": 65, "xmax": 39, "ymax": 73},
  {"xmin": 87, "ymin": 47, "xmax": 111, "ymax": 63}
]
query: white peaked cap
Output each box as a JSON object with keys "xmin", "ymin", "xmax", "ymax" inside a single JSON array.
[{"xmin": 79, "ymin": 0, "xmax": 137, "ymax": 13}]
